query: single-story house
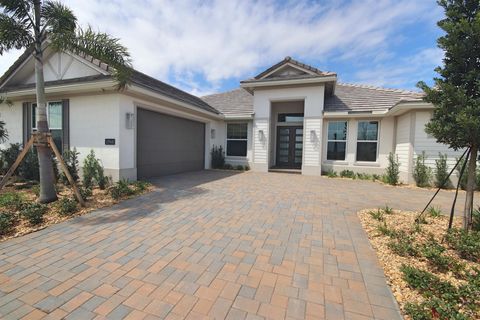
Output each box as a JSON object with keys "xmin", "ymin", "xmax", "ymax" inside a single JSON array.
[{"xmin": 0, "ymin": 49, "xmax": 462, "ymax": 184}]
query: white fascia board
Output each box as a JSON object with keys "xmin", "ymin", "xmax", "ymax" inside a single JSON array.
[
  {"xmin": 3, "ymin": 79, "xmax": 117, "ymax": 98},
  {"xmin": 223, "ymin": 114, "xmax": 254, "ymax": 120},
  {"xmin": 323, "ymin": 111, "xmax": 387, "ymax": 119},
  {"xmin": 386, "ymin": 101, "xmax": 433, "ymax": 116},
  {"xmin": 127, "ymin": 84, "xmax": 224, "ymax": 120},
  {"xmin": 259, "ymin": 62, "xmax": 318, "ymax": 79},
  {"xmin": 240, "ymin": 76, "xmax": 337, "ymax": 89}
]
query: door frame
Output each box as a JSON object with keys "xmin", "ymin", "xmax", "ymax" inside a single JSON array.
[{"xmin": 275, "ymin": 125, "xmax": 303, "ymax": 168}]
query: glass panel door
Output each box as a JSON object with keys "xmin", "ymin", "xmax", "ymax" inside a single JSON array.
[
  {"xmin": 276, "ymin": 126, "xmax": 303, "ymax": 168},
  {"xmin": 276, "ymin": 128, "xmax": 290, "ymax": 165}
]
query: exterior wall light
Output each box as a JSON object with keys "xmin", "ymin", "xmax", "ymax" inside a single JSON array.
[
  {"xmin": 126, "ymin": 112, "xmax": 135, "ymax": 129},
  {"xmin": 258, "ymin": 129, "xmax": 265, "ymax": 140},
  {"xmin": 211, "ymin": 129, "xmax": 216, "ymax": 139},
  {"xmin": 310, "ymin": 130, "xmax": 318, "ymax": 142}
]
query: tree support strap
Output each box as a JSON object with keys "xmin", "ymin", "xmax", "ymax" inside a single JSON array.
[{"xmin": 0, "ymin": 133, "xmax": 85, "ymax": 207}]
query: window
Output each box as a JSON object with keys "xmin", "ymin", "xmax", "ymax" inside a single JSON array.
[
  {"xmin": 226, "ymin": 123, "xmax": 247, "ymax": 157},
  {"xmin": 356, "ymin": 121, "xmax": 378, "ymax": 162},
  {"xmin": 32, "ymin": 101, "xmax": 63, "ymax": 152},
  {"xmin": 278, "ymin": 113, "xmax": 304, "ymax": 123},
  {"xmin": 327, "ymin": 121, "xmax": 347, "ymax": 160}
]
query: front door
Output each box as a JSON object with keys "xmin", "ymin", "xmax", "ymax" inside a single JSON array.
[{"xmin": 276, "ymin": 126, "xmax": 303, "ymax": 168}]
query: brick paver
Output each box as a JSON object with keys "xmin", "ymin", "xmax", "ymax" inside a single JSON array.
[{"xmin": 0, "ymin": 171, "xmax": 476, "ymax": 319}]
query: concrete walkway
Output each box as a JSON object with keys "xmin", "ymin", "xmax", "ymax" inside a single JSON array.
[{"xmin": 0, "ymin": 171, "xmax": 475, "ymax": 319}]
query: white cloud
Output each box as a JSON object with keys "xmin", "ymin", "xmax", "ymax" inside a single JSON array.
[{"xmin": 1, "ymin": 0, "xmax": 441, "ymax": 93}]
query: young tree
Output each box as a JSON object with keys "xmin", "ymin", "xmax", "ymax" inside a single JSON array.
[
  {"xmin": 418, "ymin": 0, "xmax": 480, "ymax": 230},
  {"xmin": 0, "ymin": 0, "xmax": 131, "ymax": 203}
]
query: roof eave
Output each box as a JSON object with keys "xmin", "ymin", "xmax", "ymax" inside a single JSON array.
[{"xmin": 240, "ymin": 76, "xmax": 337, "ymax": 91}]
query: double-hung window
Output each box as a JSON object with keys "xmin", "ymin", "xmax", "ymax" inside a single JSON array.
[
  {"xmin": 32, "ymin": 101, "xmax": 64, "ymax": 152},
  {"xmin": 327, "ymin": 121, "xmax": 347, "ymax": 161},
  {"xmin": 226, "ymin": 123, "xmax": 247, "ymax": 157},
  {"xmin": 356, "ymin": 121, "xmax": 379, "ymax": 162}
]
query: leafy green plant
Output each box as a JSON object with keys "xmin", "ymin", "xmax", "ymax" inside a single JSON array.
[
  {"xmin": 369, "ymin": 209, "xmax": 384, "ymax": 221},
  {"xmin": 211, "ymin": 145, "xmax": 225, "ymax": 169},
  {"xmin": 434, "ymin": 153, "xmax": 453, "ymax": 189},
  {"xmin": 56, "ymin": 197, "xmax": 78, "ymax": 216},
  {"xmin": 384, "ymin": 152, "xmax": 400, "ymax": 185},
  {"xmin": 79, "ymin": 186, "xmax": 92, "ymax": 201},
  {"xmin": 420, "ymin": 236, "xmax": 463, "ymax": 274},
  {"xmin": 0, "ymin": 143, "xmax": 21, "ymax": 174},
  {"xmin": 109, "ymin": 179, "xmax": 135, "ymax": 200},
  {"xmin": 19, "ymin": 148, "xmax": 39, "ymax": 181},
  {"xmin": 31, "ymin": 185, "xmax": 40, "ymax": 198},
  {"xmin": 132, "ymin": 180, "xmax": 149, "ymax": 193},
  {"xmin": 236, "ymin": 165, "xmax": 244, "ymax": 171},
  {"xmin": 83, "ymin": 150, "xmax": 109, "ymax": 189},
  {"xmin": 472, "ymin": 207, "xmax": 480, "ymax": 232},
  {"xmin": 223, "ymin": 163, "xmax": 233, "ymax": 170},
  {"xmin": 372, "ymin": 174, "xmax": 381, "ymax": 181},
  {"xmin": 446, "ymin": 229, "xmax": 480, "ymax": 262},
  {"xmin": 383, "ymin": 205, "xmax": 394, "ymax": 215},
  {"xmin": 427, "ymin": 206, "xmax": 442, "ymax": 218},
  {"xmin": 404, "ymin": 302, "xmax": 433, "ymax": 320},
  {"xmin": 0, "ymin": 192, "xmax": 25, "ymax": 211},
  {"xmin": 356, "ymin": 173, "xmax": 372, "ymax": 180},
  {"xmin": 60, "ymin": 148, "xmax": 80, "ymax": 185},
  {"xmin": 0, "ymin": 211, "xmax": 14, "ymax": 235},
  {"xmin": 244, "ymin": 165, "xmax": 250, "ymax": 171},
  {"xmin": 388, "ymin": 232, "xmax": 419, "ymax": 257},
  {"xmin": 20, "ymin": 203, "xmax": 47, "ymax": 225},
  {"xmin": 376, "ymin": 222, "xmax": 397, "ymax": 237},
  {"xmin": 326, "ymin": 170, "xmax": 337, "ymax": 178},
  {"xmin": 340, "ymin": 169, "xmax": 355, "ymax": 178},
  {"xmin": 413, "ymin": 151, "xmax": 432, "ymax": 187}
]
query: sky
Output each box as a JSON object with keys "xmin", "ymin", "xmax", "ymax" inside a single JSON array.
[{"xmin": 0, "ymin": 0, "xmax": 445, "ymax": 96}]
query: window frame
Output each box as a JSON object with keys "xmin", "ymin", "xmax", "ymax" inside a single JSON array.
[
  {"xmin": 326, "ymin": 120, "xmax": 348, "ymax": 161},
  {"xmin": 226, "ymin": 122, "xmax": 248, "ymax": 158},
  {"xmin": 31, "ymin": 101, "xmax": 63, "ymax": 130},
  {"xmin": 355, "ymin": 120, "xmax": 380, "ymax": 163}
]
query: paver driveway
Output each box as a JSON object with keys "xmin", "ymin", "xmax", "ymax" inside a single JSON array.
[{"xmin": 0, "ymin": 171, "xmax": 474, "ymax": 320}]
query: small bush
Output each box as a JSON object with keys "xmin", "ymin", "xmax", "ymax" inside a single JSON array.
[
  {"xmin": 132, "ymin": 180, "xmax": 149, "ymax": 193},
  {"xmin": 401, "ymin": 264, "xmax": 456, "ymax": 297},
  {"xmin": 446, "ymin": 228, "xmax": 480, "ymax": 262},
  {"xmin": 0, "ymin": 192, "xmax": 25, "ymax": 211},
  {"xmin": 60, "ymin": 148, "xmax": 80, "ymax": 185},
  {"xmin": 356, "ymin": 173, "xmax": 372, "ymax": 180},
  {"xmin": 340, "ymin": 169, "xmax": 355, "ymax": 178},
  {"xmin": 384, "ymin": 153, "xmax": 400, "ymax": 185},
  {"xmin": 372, "ymin": 174, "xmax": 381, "ymax": 181},
  {"xmin": 413, "ymin": 151, "xmax": 432, "ymax": 187},
  {"xmin": 0, "ymin": 211, "xmax": 14, "ymax": 235},
  {"xmin": 56, "ymin": 197, "xmax": 78, "ymax": 216},
  {"xmin": 388, "ymin": 232, "xmax": 419, "ymax": 257},
  {"xmin": 326, "ymin": 170, "xmax": 337, "ymax": 178},
  {"xmin": 369, "ymin": 209, "xmax": 384, "ymax": 221},
  {"xmin": 211, "ymin": 145, "xmax": 225, "ymax": 169},
  {"xmin": 244, "ymin": 165, "xmax": 250, "ymax": 171},
  {"xmin": 223, "ymin": 163, "xmax": 233, "ymax": 170},
  {"xmin": 376, "ymin": 222, "xmax": 397, "ymax": 237},
  {"xmin": 20, "ymin": 203, "xmax": 47, "ymax": 225},
  {"xmin": 434, "ymin": 153, "xmax": 453, "ymax": 189},
  {"xmin": 383, "ymin": 205, "xmax": 394, "ymax": 215},
  {"xmin": 0, "ymin": 143, "xmax": 21, "ymax": 174},
  {"xmin": 236, "ymin": 165, "xmax": 244, "ymax": 171},
  {"xmin": 31, "ymin": 185, "xmax": 40, "ymax": 197},
  {"xmin": 110, "ymin": 179, "xmax": 135, "ymax": 200},
  {"xmin": 404, "ymin": 302, "xmax": 433, "ymax": 320},
  {"xmin": 427, "ymin": 206, "xmax": 442, "ymax": 218},
  {"xmin": 473, "ymin": 207, "xmax": 480, "ymax": 232},
  {"xmin": 79, "ymin": 186, "xmax": 92, "ymax": 201},
  {"xmin": 19, "ymin": 148, "xmax": 39, "ymax": 181},
  {"xmin": 83, "ymin": 150, "xmax": 109, "ymax": 189},
  {"xmin": 420, "ymin": 236, "xmax": 463, "ymax": 274}
]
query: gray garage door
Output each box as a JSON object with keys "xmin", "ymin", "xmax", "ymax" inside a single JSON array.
[{"xmin": 137, "ymin": 108, "xmax": 205, "ymax": 179}]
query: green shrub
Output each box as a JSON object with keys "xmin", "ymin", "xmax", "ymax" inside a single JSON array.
[
  {"xmin": 0, "ymin": 143, "xmax": 21, "ymax": 174},
  {"xmin": 376, "ymin": 222, "xmax": 397, "ymax": 237},
  {"xmin": 20, "ymin": 203, "xmax": 47, "ymax": 225},
  {"xmin": 340, "ymin": 169, "xmax": 355, "ymax": 178},
  {"xmin": 356, "ymin": 173, "xmax": 372, "ymax": 180},
  {"xmin": 110, "ymin": 179, "xmax": 135, "ymax": 200},
  {"xmin": 31, "ymin": 184, "xmax": 40, "ymax": 197},
  {"xmin": 434, "ymin": 153, "xmax": 453, "ymax": 189},
  {"xmin": 384, "ymin": 152, "xmax": 400, "ymax": 185},
  {"xmin": 404, "ymin": 302, "xmax": 433, "ymax": 320},
  {"xmin": 446, "ymin": 228, "xmax": 480, "ymax": 262},
  {"xmin": 60, "ymin": 148, "xmax": 80, "ymax": 185},
  {"xmin": 0, "ymin": 192, "xmax": 25, "ymax": 211},
  {"xmin": 223, "ymin": 163, "xmax": 233, "ymax": 170},
  {"xmin": 326, "ymin": 170, "xmax": 337, "ymax": 178},
  {"xmin": 413, "ymin": 151, "xmax": 432, "ymax": 187},
  {"xmin": 388, "ymin": 232, "xmax": 419, "ymax": 257},
  {"xmin": 79, "ymin": 186, "xmax": 92, "ymax": 202},
  {"xmin": 372, "ymin": 174, "xmax": 381, "ymax": 181},
  {"xmin": 369, "ymin": 209, "xmax": 384, "ymax": 221},
  {"xmin": 420, "ymin": 236, "xmax": 463, "ymax": 274},
  {"xmin": 83, "ymin": 150, "xmax": 109, "ymax": 189},
  {"xmin": 244, "ymin": 165, "xmax": 250, "ymax": 171},
  {"xmin": 427, "ymin": 206, "xmax": 442, "ymax": 218},
  {"xmin": 383, "ymin": 205, "xmax": 394, "ymax": 215},
  {"xmin": 473, "ymin": 207, "xmax": 480, "ymax": 232},
  {"xmin": 56, "ymin": 197, "xmax": 78, "ymax": 216},
  {"xmin": 211, "ymin": 145, "xmax": 225, "ymax": 169},
  {"xmin": 236, "ymin": 165, "xmax": 244, "ymax": 171},
  {"xmin": 19, "ymin": 148, "xmax": 39, "ymax": 181},
  {"xmin": 132, "ymin": 180, "xmax": 149, "ymax": 193},
  {"xmin": 0, "ymin": 211, "xmax": 14, "ymax": 235}
]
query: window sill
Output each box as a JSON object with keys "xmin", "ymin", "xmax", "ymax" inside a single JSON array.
[
  {"xmin": 354, "ymin": 161, "xmax": 381, "ymax": 167},
  {"xmin": 322, "ymin": 160, "xmax": 348, "ymax": 165},
  {"xmin": 226, "ymin": 156, "xmax": 248, "ymax": 159}
]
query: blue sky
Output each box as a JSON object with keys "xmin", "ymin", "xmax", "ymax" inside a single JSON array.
[{"xmin": 0, "ymin": 0, "xmax": 444, "ymax": 96}]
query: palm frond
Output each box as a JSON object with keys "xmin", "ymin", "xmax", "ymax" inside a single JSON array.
[
  {"xmin": 0, "ymin": 0, "xmax": 34, "ymax": 26},
  {"xmin": 41, "ymin": 1, "xmax": 76, "ymax": 36},
  {"xmin": 52, "ymin": 26, "xmax": 132, "ymax": 88},
  {"xmin": 0, "ymin": 13, "xmax": 33, "ymax": 54},
  {"xmin": 0, "ymin": 120, "xmax": 8, "ymax": 143}
]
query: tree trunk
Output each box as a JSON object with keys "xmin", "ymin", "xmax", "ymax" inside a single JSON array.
[
  {"xmin": 34, "ymin": 0, "xmax": 57, "ymax": 203},
  {"xmin": 463, "ymin": 144, "xmax": 478, "ymax": 229}
]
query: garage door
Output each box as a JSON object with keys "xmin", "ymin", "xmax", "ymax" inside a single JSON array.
[{"xmin": 137, "ymin": 108, "xmax": 205, "ymax": 179}]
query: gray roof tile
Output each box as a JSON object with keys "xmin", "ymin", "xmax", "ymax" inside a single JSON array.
[{"xmin": 202, "ymin": 88, "xmax": 253, "ymax": 117}]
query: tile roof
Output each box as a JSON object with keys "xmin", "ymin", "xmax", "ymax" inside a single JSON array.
[
  {"xmin": 324, "ymin": 83, "xmax": 424, "ymax": 112},
  {"xmin": 252, "ymin": 56, "xmax": 336, "ymax": 80},
  {"xmin": 202, "ymin": 83, "xmax": 424, "ymax": 116},
  {"xmin": 202, "ymin": 88, "xmax": 253, "ymax": 117}
]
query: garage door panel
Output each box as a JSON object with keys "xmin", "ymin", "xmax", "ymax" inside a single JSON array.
[{"xmin": 137, "ymin": 108, "xmax": 205, "ymax": 178}]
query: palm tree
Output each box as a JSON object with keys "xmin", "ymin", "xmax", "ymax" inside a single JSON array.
[{"xmin": 0, "ymin": 0, "xmax": 132, "ymax": 203}]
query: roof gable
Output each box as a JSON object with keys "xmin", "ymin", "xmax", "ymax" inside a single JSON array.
[
  {"xmin": 0, "ymin": 48, "xmax": 108, "ymax": 90},
  {"xmin": 253, "ymin": 56, "xmax": 335, "ymax": 80}
]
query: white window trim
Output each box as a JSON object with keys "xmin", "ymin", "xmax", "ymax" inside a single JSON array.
[
  {"xmin": 326, "ymin": 120, "xmax": 348, "ymax": 161},
  {"xmin": 355, "ymin": 120, "xmax": 380, "ymax": 163},
  {"xmin": 226, "ymin": 122, "xmax": 248, "ymax": 158},
  {"xmin": 32, "ymin": 101, "xmax": 62, "ymax": 130}
]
